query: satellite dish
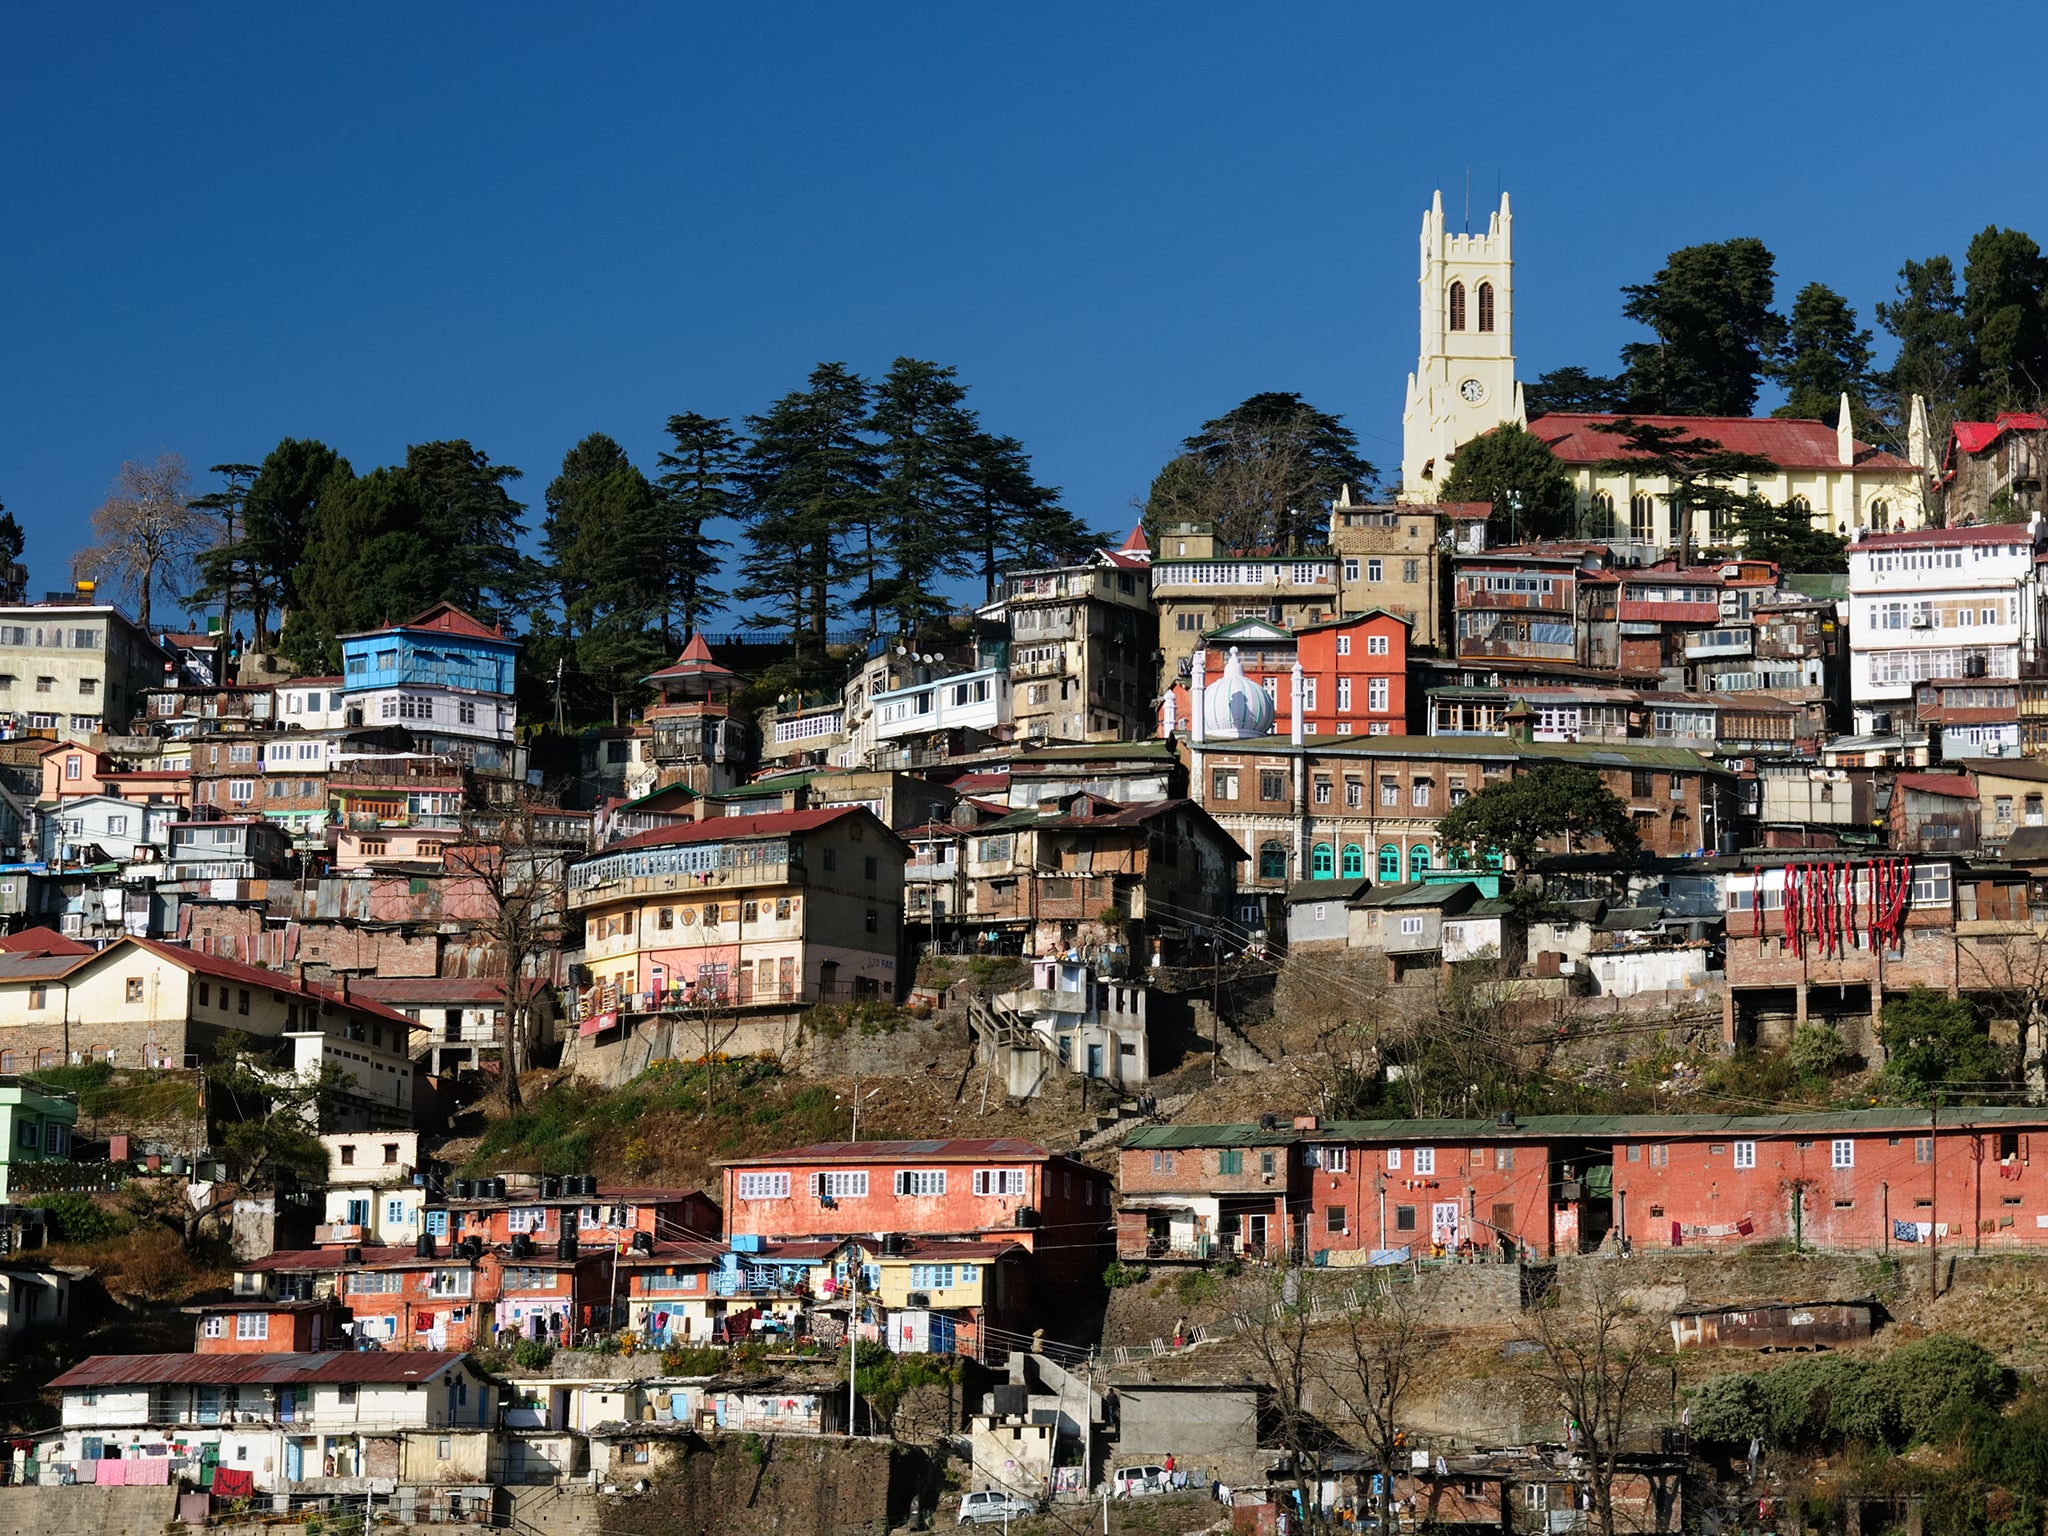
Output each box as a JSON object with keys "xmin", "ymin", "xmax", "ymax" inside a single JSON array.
[{"xmin": 895, "ymin": 645, "xmax": 908, "ymax": 656}]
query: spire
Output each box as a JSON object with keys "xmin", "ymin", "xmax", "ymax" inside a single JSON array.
[
  {"xmin": 1837, "ymin": 393, "xmax": 1855, "ymax": 468},
  {"xmin": 1909, "ymin": 393, "xmax": 1933, "ymax": 472}
]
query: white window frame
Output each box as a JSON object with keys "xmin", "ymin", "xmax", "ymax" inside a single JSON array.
[
  {"xmin": 1831, "ymin": 1139, "xmax": 1854, "ymax": 1169},
  {"xmin": 893, "ymin": 1169, "xmax": 946, "ymax": 1197},
  {"xmin": 1412, "ymin": 1148, "xmax": 1436, "ymax": 1175},
  {"xmin": 808, "ymin": 1170, "xmax": 869, "ymax": 1199},
  {"xmin": 737, "ymin": 1172, "xmax": 791, "ymax": 1201},
  {"xmin": 1322, "ymin": 1146, "xmax": 1348, "ymax": 1173},
  {"xmin": 203, "ymin": 1315, "xmax": 225, "ymax": 1338},
  {"xmin": 235, "ymin": 1312, "xmax": 268, "ymax": 1341},
  {"xmin": 973, "ymin": 1168, "xmax": 1028, "ymax": 1197},
  {"xmin": 1733, "ymin": 1141, "xmax": 1756, "ymax": 1170}
]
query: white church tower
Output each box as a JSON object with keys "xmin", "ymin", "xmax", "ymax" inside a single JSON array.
[{"xmin": 1399, "ymin": 190, "xmax": 1524, "ymax": 502}]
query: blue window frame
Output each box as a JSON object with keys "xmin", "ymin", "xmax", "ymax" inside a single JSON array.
[
  {"xmin": 1378, "ymin": 845, "xmax": 1401, "ymax": 882},
  {"xmin": 1310, "ymin": 843, "xmax": 1335, "ymax": 878},
  {"xmin": 1410, "ymin": 846, "xmax": 1432, "ymax": 877},
  {"xmin": 1340, "ymin": 844, "xmax": 1364, "ymax": 878}
]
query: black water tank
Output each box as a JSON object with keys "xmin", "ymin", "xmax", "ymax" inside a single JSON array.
[
  {"xmin": 511, "ymin": 1233, "xmax": 532, "ymax": 1258},
  {"xmin": 461, "ymin": 1236, "xmax": 483, "ymax": 1260},
  {"xmin": 540, "ymin": 1176, "xmax": 560, "ymax": 1199},
  {"xmin": 631, "ymin": 1231, "xmax": 653, "ymax": 1255},
  {"xmin": 416, "ymin": 1234, "xmax": 436, "ymax": 1258},
  {"xmin": 881, "ymin": 1233, "xmax": 906, "ymax": 1256},
  {"xmin": 584, "ymin": 1175, "xmax": 601, "ymax": 1197},
  {"xmin": 344, "ymin": 1246, "xmax": 363, "ymax": 1264},
  {"xmin": 557, "ymin": 1235, "xmax": 578, "ymax": 1261},
  {"xmin": 453, "ymin": 1178, "xmax": 473, "ymax": 1200},
  {"xmin": 1015, "ymin": 1207, "xmax": 1041, "ymax": 1229}
]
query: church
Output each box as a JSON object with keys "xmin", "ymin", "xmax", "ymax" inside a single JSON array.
[{"xmin": 1397, "ymin": 190, "xmax": 1934, "ymax": 547}]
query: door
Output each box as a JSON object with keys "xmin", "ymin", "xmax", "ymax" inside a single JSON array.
[
  {"xmin": 1243, "ymin": 1213, "xmax": 1268, "ymax": 1255},
  {"xmin": 1432, "ymin": 1202, "xmax": 1462, "ymax": 1247},
  {"xmin": 284, "ymin": 1440, "xmax": 302, "ymax": 1482},
  {"xmin": 1491, "ymin": 1203, "xmax": 1517, "ymax": 1253},
  {"xmin": 1085, "ymin": 1043, "xmax": 1103, "ymax": 1078}
]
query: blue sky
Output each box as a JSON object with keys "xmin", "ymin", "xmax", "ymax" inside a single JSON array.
[{"xmin": 2, "ymin": 3, "xmax": 2040, "ymax": 623}]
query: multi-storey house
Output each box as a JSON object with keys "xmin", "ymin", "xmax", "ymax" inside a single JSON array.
[
  {"xmin": 1938, "ymin": 412, "xmax": 2047, "ymax": 523},
  {"xmin": 987, "ymin": 539, "xmax": 1155, "ymax": 744},
  {"xmin": 720, "ymin": 1137, "xmax": 1112, "ymax": 1289},
  {"xmin": 0, "ymin": 590, "xmax": 166, "ymax": 737},
  {"xmin": 643, "ymin": 633, "xmax": 751, "ymax": 795},
  {"xmin": 964, "ymin": 793, "xmax": 1243, "ymax": 963},
  {"xmin": 1451, "ymin": 545, "xmax": 1618, "ymax": 672},
  {"xmin": 566, "ymin": 807, "xmax": 907, "ymax": 1041},
  {"xmin": 1163, "ymin": 612, "xmax": 1412, "ymax": 739},
  {"xmin": 1325, "ymin": 491, "xmax": 1488, "ymax": 651},
  {"xmin": 339, "ymin": 603, "xmax": 520, "ymax": 777},
  {"xmin": 1151, "ymin": 521, "xmax": 1341, "ymax": 694},
  {"xmin": 1847, "ymin": 524, "xmax": 2041, "ymax": 734},
  {"xmin": 1117, "ymin": 1123, "xmax": 1310, "ymax": 1263}
]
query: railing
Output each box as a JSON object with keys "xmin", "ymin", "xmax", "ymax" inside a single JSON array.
[{"xmin": 573, "ymin": 977, "xmax": 890, "ymax": 1022}]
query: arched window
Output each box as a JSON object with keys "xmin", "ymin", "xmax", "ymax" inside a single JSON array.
[
  {"xmin": 1869, "ymin": 498, "xmax": 1891, "ymax": 531},
  {"xmin": 1476, "ymin": 281, "xmax": 1495, "ymax": 333},
  {"xmin": 1447, "ymin": 281, "xmax": 1466, "ymax": 333},
  {"xmin": 1629, "ymin": 492, "xmax": 1656, "ymax": 544},
  {"xmin": 1341, "ymin": 844, "xmax": 1365, "ymax": 879},
  {"xmin": 1588, "ymin": 491, "xmax": 1615, "ymax": 539},
  {"xmin": 1483, "ymin": 849, "xmax": 1504, "ymax": 871},
  {"xmin": 1378, "ymin": 844, "xmax": 1402, "ymax": 882},
  {"xmin": 1258, "ymin": 840, "xmax": 1287, "ymax": 881},
  {"xmin": 1311, "ymin": 843, "xmax": 1335, "ymax": 879},
  {"xmin": 1410, "ymin": 845, "xmax": 1432, "ymax": 877}
]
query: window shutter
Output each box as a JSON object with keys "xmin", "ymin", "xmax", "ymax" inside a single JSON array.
[{"xmin": 808, "ymin": 1173, "xmax": 822, "ymax": 1198}]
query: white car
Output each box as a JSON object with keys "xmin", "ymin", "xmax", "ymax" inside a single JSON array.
[
  {"xmin": 1113, "ymin": 1465, "xmax": 1170, "ymax": 1497},
  {"xmin": 958, "ymin": 1489, "xmax": 1041, "ymax": 1526}
]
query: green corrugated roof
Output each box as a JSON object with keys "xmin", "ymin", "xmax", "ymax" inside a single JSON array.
[
  {"xmin": 717, "ymin": 771, "xmax": 818, "ymax": 801},
  {"xmin": 1190, "ymin": 735, "xmax": 1731, "ymax": 775},
  {"xmin": 1124, "ymin": 1123, "xmax": 1306, "ymax": 1149},
  {"xmin": 1014, "ymin": 740, "xmax": 1180, "ymax": 764},
  {"xmin": 1781, "ymin": 573, "xmax": 1848, "ymax": 598}
]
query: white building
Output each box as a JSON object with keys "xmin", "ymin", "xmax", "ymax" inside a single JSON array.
[
  {"xmin": 35, "ymin": 1350, "xmax": 493, "ymax": 1493},
  {"xmin": 1847, "ymin": 523, "xmax": 2043, "ymax": 732},
  {"xmin": 319, "ymin": 1130, "xmax": 426, "ymax": 1245},
  {"xmin": 36, "ymin": 795, "xmax": 177, "ymax": 865},
  {"xmin": 870, "ymin": 665, "xmax": 1011, "ymax": 745},
  {"xmin": 274, "ymin": 676, "xmax": 348, "ymax": 730}
]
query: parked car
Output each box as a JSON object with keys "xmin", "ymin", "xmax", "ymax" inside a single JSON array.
[
  {"xmin": 1112, "ymin": 1466, "xmax": 1169, "ymax": 1498},
  {"xmin": 958, "ymin": 1489, "xmax": 1041, "ymax": 1526}
]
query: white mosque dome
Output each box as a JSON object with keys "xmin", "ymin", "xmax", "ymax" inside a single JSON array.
[{"xmin": 1203, "ymin": 647, "xmax": 1275, "ymax": 740}]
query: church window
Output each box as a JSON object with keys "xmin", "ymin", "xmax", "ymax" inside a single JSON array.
[
  {"xmin": 1476, "ymin": 281, "xmax": 1495, "ymax": 333},
  {"xmin": 1341, "ymin": 844, "xmax": 1364, "ymax": 878},
  {"xmin": 1629, "ymin": 493, "xmax": 1655, "ymax": 544},
  {"xmin": 1588, "ymin": 492, "xmax": 1615, "ymax": 539},
  {"xmin": 1869, "ymin": 498, "xmax": 1891, "ymax": 531},
  {"xmin": 1447, "ymin": 281, "xmax": 1466, "ymax": 332}
]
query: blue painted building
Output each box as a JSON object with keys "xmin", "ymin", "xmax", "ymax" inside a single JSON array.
[{"xmin": 338, "ymin": 604, "xmax": 522, "ymax": 774}]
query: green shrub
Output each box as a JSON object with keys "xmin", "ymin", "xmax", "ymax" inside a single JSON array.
[
  {"xmin": 33, "ymin": 1192, "xmax": 124, "ymax": 1243},
  {"xmin": 509, "ymin": 1338, "xmax": 554, "ymax": 1372},
  {"xmin": 1789, "ymin": 1023, "xmax": 1848, "ymax": 1079},
  {"xmin": 1692, "ymin": 1334, "xmax": 2008, "ymax": 1453},
  {"xmin": 1102, "ymin": 1261, "xmax": 1149, "ymax": 1290}
]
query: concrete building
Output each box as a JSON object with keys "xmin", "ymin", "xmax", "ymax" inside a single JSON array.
[
  {"xmin": 643, "ymin": 634, "xmax": 751, "ymax": 796},
  {"xmin": 986, "ymin": 539, "xmax": 1155, "ymax": 744},
  {"xmin": 340, "ymin": 603, "xmax": 521, "ymax": 777},
  {"xmin": 1847, "ymin": 523, "xmax": 2042, "ymax": 734},
  {"xmin": 0, "ymin": 594, "xmax": 167, "ymax": 737},
  {"xmin": 1151, "ymin": 523, "xmax": 1341, "ymax": 693},
  {"xmin": 1326, "ymin": 491, "xmax": 1487, "ymax": 651},
  {"xmin": 0, "ymin": 1076, "xmax": 77, "ymax": 1198}
]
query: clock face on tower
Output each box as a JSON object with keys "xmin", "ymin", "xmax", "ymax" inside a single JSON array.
[{"xmin": 1459, "ymin": 377, "xmax": 1486, "ymax": 404}]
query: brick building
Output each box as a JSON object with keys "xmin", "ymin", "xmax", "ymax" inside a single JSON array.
[
  {"xmin": 190, "ymin": 1296, "xmax": 349, "ymax": 1354},
  {"xmin": 719, "ymin": 1137, "xmax": 1112, "ymax": 1290},
  {"xmin": 1122, "ymin": 1108, "xmax": 2048, "ymax": 1263}
]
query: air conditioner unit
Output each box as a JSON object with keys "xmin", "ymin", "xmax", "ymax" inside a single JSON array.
[
  {"xmin": 1910, "ymin": 616, "xmax": 1932, "ymax": 628},
  {"xmin": 1719, "ymin": 565, "xmax": 1742, "ymax": 580}
]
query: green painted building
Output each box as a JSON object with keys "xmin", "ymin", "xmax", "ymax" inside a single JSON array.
[{"xmin": 0, "ymin": 1079, "xmax": 77, "ymax": 1198}]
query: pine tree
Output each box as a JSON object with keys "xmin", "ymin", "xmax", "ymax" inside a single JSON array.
[
  {"xmin": 1961, "ymin": 225, "xmax": 2048, "ymax": 419},
  {"xmin": 542, "ymin": 434, "xmax": 656, "ymax": 640},
  {"xmin": 1618, "ymin": 238, "xmax": 1787, "ymax": 415},
  {"xmin": 1438, "ymin": 424, "xmax": 1576, "ymax": 541},
  {"xmin": 734, "ymin": 363, "xmax": 876, "ymax": 657},
  {"xmin": 871, "ymin": 357, "xmax": 976, "ymax": 638},
  {"xmin": 653, "ymin": 413, "xmax": 738, "ymax": 642},
  {"xmin": 1593, "ymin": 419, "xmax": 1778, "ymax": 556},
  {"xmin": 281, "ymin": 467, "xmax": 446, "ymax": 671},
  {"xmin": 958, "ymin": 430, "xmax": 1083, "ymax": 600},
  {"xmin": 404, "ymin": 441, "xmax": 530, "ymax": 623},
  {"xmin": 187, "ymin": 463, "xmax": 260, "ymax": 654},
  {"xmin": 245, "ymin": 439, "xmax": 354, "ymax": 641},
  {"xmin": 1145, "ymin": 393, "xmax": 1373, "ymax": 555},
  {"xmin": 1773, "ymin": 283, "xmax": 1876, "ymax": 425}
]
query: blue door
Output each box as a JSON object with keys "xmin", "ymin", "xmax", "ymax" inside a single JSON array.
[
  {"xmin": 285, "ymin": 1440, "xmax": 302, "ymax": 1482},
  {"xmin": 1086, "ymin": 1044, "xmax": 1103, "ymax": 1077}
]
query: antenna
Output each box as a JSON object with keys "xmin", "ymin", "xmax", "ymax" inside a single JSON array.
[{"xmin": 1463, "ymin": 167, "xmax": 1470, "ymax": 233}]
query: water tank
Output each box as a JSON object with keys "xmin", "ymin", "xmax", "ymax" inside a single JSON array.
[
  {"xmin": 511, "ymin": 1233, "xmax": 533, "ymax": 1258},
  {"xmin": 416, "ymin": 1234, "xmax": 436, "ymax": 1258},
  {"xmin": 540, "ymin": 1176, "xmax": 560, "ymax": 1199},
  {"xmin": 460, "ymin": 1236, "xmax": 483, "ymax": 1261},
  {"xmin": 453, "ymin": 1178, "xmax": 473, "ymax": 1201},
  {"xmin": 631, "ymin": 1231, "xmax": 653, "ymax": 1255},
  {"xmin": 1014, "ymin": 1207, "xmax": 1041, "ymax": 1229},
  {"xmin": 881, "ymin": 1233, "xmax": 907, "ymax": 1257},
  {"xmin": 556, "ymin": 1235, "xmax": 578, "ymax": 1261},
  {"xmin": 344, "ymin": 1246, "xmax": 363, "ymax": 1264},
  {"xmin": 491, "ymin": 1177, "xmax": 508, "ymax": 1200},
  {"xmin": 581, "ymin": 1175, "xmax": 600, "ymax": 1197}
]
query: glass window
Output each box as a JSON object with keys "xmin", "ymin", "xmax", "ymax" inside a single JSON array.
[
  {"xmin": 1311, "ymin": 843, "xmax": 1335, "ymax": 878},
  {"xmin": 1340, "ymin": 844, "xmax": 1365, "ymax": 878},
  {"xmin": 1409, "ymin": 846, "xmax": 1431, "ymax": 877},
  {"xmin": 1831, "ymin": 1139, "xmax": 1854, "ymax": 1169},
  {"xmin": 1258, "ymin": 841, "xmax": 1287, "ymax": 880},
  {"xmin": 1733, "ymin": 1141, "xmax": 1755, "ymax": 1169},
  {"xmin": 1378, "ymin": 845, "xmax": 1401, "ymax": 881}
]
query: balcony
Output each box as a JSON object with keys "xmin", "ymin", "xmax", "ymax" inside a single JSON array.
[
  {"xmin": 566, "ymin": 858, "xmax": 793, "ymax": 910},
  {"xmin": 314, "ymin": 1223, "xmax": 365, "ymax": 1245}
]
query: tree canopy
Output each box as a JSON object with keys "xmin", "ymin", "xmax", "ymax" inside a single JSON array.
[
  {"xmin": 1874, "ymin": 987, "xmax": 2013, "ymax": 1103},
  {"xmin": 1144, "ymin": 392, "xmax": 1373, "ymax": 555},
  {"xmin": 1773, "ymin": 282, "xmax": 1877, "ymax": 427},
  {"xmin": 1620, "ymin": 238, "xmax": 1788, "ymax": 416},
  {"xmin": 1593, "ymin": 419, "xmax": 1778, "ymax": 554},
  {"xmin": 1438, "ymin": 423, "xmax": 1578, "ymax": 541},
  {"xmin": 1437, "ymin": 760, "xmax": 1639, "ymax": 873}
]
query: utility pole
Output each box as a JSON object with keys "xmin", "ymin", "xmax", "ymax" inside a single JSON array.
[
  {"xmin": 1930, "ymin": 1093, "xmax": 1940, "ymax": 1301},
  {"xmin": 848, "ymin": 1247, "xmax": 860, "ymax": 1437}
]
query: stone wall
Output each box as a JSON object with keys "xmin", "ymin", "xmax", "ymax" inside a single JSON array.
[
  {"xmin": 602, "ymin": 1433, "xmax": 938, "ymax": 1536},
  {"xmin": 0, "ymin": 1487, "xmax": 178, "ymax": 1536}
]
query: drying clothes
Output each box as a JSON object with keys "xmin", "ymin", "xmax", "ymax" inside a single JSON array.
[{"xmin": 211, "ymin": 1468, "xmax": 255, "ymax": 1499}]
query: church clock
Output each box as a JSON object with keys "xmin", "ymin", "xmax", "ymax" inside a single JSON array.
[{"xmin": 1459, "ymin": 378, "xmax": 1486, "ymax": 404}]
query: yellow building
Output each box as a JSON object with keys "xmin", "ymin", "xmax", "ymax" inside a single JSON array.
[{"xmin": 1396, "ymin": 187, "xmax": 1937, "ymax": 550}]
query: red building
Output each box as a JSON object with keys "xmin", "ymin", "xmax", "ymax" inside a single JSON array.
[
  {"xmin": 190, "ymin": 1296, "xmax": 350, "ymax": 1354},
  {"xmin": 423, "ymin": 1179, "xmax": 720, "ymax": 1251},
  {"xmin": 1164, "ymin": 611, "xmax": 1414, "ymax": 739},
  {"xmin": 1122, "ymin": 1108, "xmax": 2048, "ymax": 1262},
  {"xmin": 720, "ymin": 1138, "xmax": 1112, "ymax": 1289}
]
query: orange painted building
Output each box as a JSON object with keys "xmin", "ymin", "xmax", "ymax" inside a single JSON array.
[{"xmin": 1165, "ymin": 611, "xmax": 1414, "ymax": 740}]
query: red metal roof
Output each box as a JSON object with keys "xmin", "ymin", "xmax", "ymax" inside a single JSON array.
[
  {"xmin": 723, "ymin": 1137, "xmax": 1064, "ymax": 1167},
  {"xmin": 1952, "ymin": 413, "xmax": 2048, "ymax": 456},
  {"xmin": 1527, "ymin": 413, "xmax": 1914, "ymax": 472},
  {"xmin": 48, "ymin": 1351, "xmax": 466, "ymax": 1389},
  {"xmin": 0, "ymin": 927, "xmax": 91, "ymax": 957},
  {"xmin": 1857, "ymin": 524, "xmax": 2031, "ymax": 549},
  {"xmin": 128, "ymin": 939, "xmax": 420, "ymax": 1028},
  {"xmin": 338, "ymin": 603, "xmax": 510, "ymax": 643},
  {"xmin": 602, "ymin": 807, "xmax": 871, "ymax": 853},
  {"xmin": 1896, "ymin": 773, "xmax": 1977, "ymax": 799},
  {"xmin": 1617, "ymin": 602, "xmax": 1720, "ymax": 624},
  {"xmin": 349, "ymin": 976, "xmax": 508, "ymax": 1006}
]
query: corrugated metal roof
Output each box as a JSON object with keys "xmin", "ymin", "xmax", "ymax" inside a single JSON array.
[
  {"xmin": 49, "ymin": 1350, "xmax": 466, "ymax": 1389},
  {"xmin": 721, "ymin": 1137, "xmax": 1061, "ymax": 1167},
  {"xmin": 1123, "ymin": 1124, "xmax": 1304, "ymax": 1149},
  {"xmin": 1285, "ymin": 879, "xmax": 1373, "ymax": 904}
]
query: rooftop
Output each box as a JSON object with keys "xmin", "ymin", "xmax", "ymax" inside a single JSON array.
[
  {"xmin": 1526, "ymin": 413, "xmax": 1914, "ymax": 473},
  {"xmin": 49, "ymin": 1351, "xmax": 466, "ymax": 1389},
  {"xmin": 722, "ymin": 1137, "xmax": 1074, "ymax": 1169}
]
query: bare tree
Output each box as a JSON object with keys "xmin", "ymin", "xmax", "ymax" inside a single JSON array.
[
  {"xmin": 449, "ymin": 799, "xmax": 569, "ymax": 1112},
  {"xmin": 1239, "ymin": 1265, "xmax": 1331, "ymax": 1530},
  {"xmin": 1956, "ymin": 922, "xmax": 2048, "ymax": 1100},
  {"xmin": 72, "ymin": 453, "xmax": 201, "ymax": 628},
  {"xmin": 1317, "ymin": 1270, "xmax": 1442, "ymax": 1500},
  {"xmin": 1519, "ymin": 1263, "xmax": 1672, "ymax": 1536}
]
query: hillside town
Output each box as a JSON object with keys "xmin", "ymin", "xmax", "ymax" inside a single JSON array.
[{"xmin": 11, "ymin": 181, "xmax": 2048, "ymax": 1536}]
